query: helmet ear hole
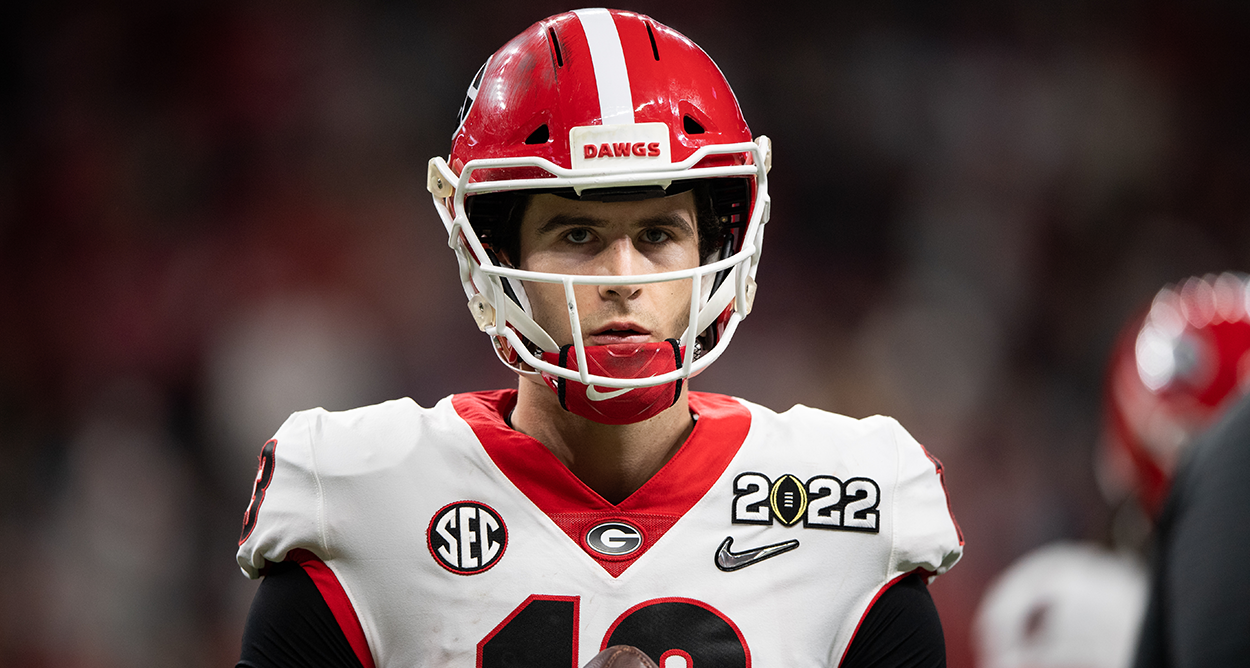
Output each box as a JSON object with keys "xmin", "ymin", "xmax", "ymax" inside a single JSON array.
[
  {"xmin": 684, "ymin": 116, "xmax": 705, "ymax": 135},
  {"xmin": 524, "ymin": 124, "xmax": 550, "ymax": 145}
]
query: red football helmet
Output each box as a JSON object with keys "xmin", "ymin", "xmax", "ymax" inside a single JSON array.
[
  {"xmin": 427, "ymin": 9, "xmax": 771, "ymax": 422},
  {"xmin": 1101, "ymin": 272, "xmax": 1250, "ymax": 515}
]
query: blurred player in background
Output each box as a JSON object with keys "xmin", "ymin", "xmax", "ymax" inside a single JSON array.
[
  {"xmin": 1132, "ymin": 392, "xmax": 1250, "ymax": 667},
  {"xmin": 233, "ymin": 9, "xmax": 962, "ymax": 668},
  {"xmin": 973, "ymin": 272, "xmax": 1250, "ymax": 668},
  {"xmin": 1131, "ymin": 281, "xmax": 1250, "ymax": 666}
]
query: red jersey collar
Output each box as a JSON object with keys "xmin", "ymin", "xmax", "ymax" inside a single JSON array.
[{"xmin": 452, "ymin": 390, "xmax": 752, "ymax": 576}]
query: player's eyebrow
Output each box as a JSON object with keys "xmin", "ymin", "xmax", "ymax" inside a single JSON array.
[
  {"xmin": 535, "ymin": 212, "xmax": 695, "ymax": 237},
  {"xmin": 641, "ymin": 212, "xmax": 696, "ymax": 237},
  {"xmin": 534, "ymin": 214, "xmax": 603, "ymax": 236}
]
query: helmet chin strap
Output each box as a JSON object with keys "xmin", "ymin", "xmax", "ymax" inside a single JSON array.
[{"xmin": 539, "ymin": 341, "xmax": 685, "ymax": 425}]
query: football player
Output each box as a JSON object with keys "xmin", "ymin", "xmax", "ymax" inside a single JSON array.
[
  {"xmin": 1133, "ymin": 393, "xmax": 1250, "ymax": 667},
  {"xmin": 1126, "ymin": 274, "xmax": 1250, "ymax": 667},
  {"xmin": 1099, "ymin": 272, "xmax": 1250, "ymax": 524},
  {"xmin": 236, "ymin": 9, "xmax": 963, "ymax": 667},
  {"xmin": 973, "ymin": 272, "xmax": 1250, "ymax": 668}
]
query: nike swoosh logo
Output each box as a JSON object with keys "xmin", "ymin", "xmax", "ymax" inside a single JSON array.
[
  {"xmin": 715, "ymin": 536, "xmax": 800, "ymax": 572},
  {"xmin": 584, "ymin": 385, "xmax": 632, "ymax": 401}
]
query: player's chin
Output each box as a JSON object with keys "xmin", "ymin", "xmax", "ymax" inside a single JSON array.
[{"xmin": 581, "ymin": 645, "xmax": 659, "ymax": 668}]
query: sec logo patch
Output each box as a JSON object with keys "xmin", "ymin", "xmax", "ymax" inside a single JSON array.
[{"xmin": 428, "ymin": 501, "xmax": 508, "ymax": 575}]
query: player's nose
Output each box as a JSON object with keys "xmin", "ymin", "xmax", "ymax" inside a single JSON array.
[{"xmin": 596, "ymin": 236, "xmax": 643, "ymax": 301}]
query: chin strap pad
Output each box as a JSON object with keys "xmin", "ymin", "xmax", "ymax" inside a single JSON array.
[{"xmin": 539, "ymin": 340, "xmax": 684, "ymax": 425}]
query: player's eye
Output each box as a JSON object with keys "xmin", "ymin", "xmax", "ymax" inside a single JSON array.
[
  {"xmin": 640, "ymin": 228, "xmax": 670, "ymax": 245},
  {"xmin": 564, "ymin": 228, "xmax": 593, "ymax": 244}
]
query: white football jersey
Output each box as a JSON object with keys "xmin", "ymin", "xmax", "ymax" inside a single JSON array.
[{"xmin": 237, "ymin": 391, "xmax": 963, "ymax": 667}]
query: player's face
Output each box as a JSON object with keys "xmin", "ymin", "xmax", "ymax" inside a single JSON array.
[{"xmin": 516, "ymin": 191, "xmax": 701, "ymax": 348}]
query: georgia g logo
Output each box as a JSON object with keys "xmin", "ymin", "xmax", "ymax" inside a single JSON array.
[
  {"xmin": 585, "ymin": 520, "xmax": 644, "ymax": 557},
  {"xmin": 428, "ymin": 501, "xmax": 508, "ymax": 575}
]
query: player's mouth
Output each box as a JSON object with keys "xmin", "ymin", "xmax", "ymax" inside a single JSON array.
[{"xmin": 588, "ymin": 321, "xmax": 652, "ymax": 345}]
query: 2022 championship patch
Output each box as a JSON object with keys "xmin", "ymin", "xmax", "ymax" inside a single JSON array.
[{"xmin": 731, "ymin": 471, "xmax": 881, "ymax": 532}]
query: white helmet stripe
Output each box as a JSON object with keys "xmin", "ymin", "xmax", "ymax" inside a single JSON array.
[{"xmin": 572, "ymin": 8, "xmax": 635, "ymax": 125}]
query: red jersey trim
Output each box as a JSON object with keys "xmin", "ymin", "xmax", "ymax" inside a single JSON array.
[
  {"xmin": 477, "ymin": 595, "xmax": 580, "ymax": 668},
  {"xmin": 287, "ymin": 548, "xmax": 376, "ymax": 668},
  {"xmin": 919, "ymin": 445, "xmax": 964, "ymax": 547},
  {"xmin": 452, "ymin": 390, "xmax": 752, "ymax": 575},
  {"xmin": 451, "ymin": 390, "xmax": 752, "ymax": 513}
]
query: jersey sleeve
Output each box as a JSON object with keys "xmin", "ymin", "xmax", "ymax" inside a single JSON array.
[
  {"xmin": 237, "ymin": 409, "xmax": 329, "ymax": 579},
  {"xmin": 884, "ymin": 417, "xmax": 963, "ymax": 580}
]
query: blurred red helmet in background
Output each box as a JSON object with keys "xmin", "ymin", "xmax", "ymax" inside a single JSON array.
[{"xmin": 1100, "ymin": 272, "xmax": 1250, "ymax": 516}]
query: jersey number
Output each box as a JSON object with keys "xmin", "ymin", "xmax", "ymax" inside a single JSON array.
[
  {"xmin": 239, "ymin": 439, "xmax": 276, "ymax": 544},
  {"xmin": 478, "ymin": 595, "xmax": 749, "ymax": 668}
]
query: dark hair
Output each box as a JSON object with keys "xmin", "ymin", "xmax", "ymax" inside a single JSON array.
[{"xmin": 467, "ymin": 180, "xmax": 745, "ymax": 267}]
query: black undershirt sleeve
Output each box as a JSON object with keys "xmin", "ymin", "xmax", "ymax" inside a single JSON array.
[
  {"xmin": 237, "ymin": 560, "xmax": 365, "ymax": 668},
  {"xmin": 840, "ymin": 573, "xmax": 946, "ymax": 668}
]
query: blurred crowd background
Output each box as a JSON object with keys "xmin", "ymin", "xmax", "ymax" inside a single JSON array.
[{"xmin": 2, "ymin": 0, "xmax": 1249, "ymax": 665}]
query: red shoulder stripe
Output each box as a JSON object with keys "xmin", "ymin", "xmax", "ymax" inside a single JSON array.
[{"xmin": 287, "ymin": 548, "xmax": 376, "ymax": 668}]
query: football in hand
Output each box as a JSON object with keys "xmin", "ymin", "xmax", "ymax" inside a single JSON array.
[{"xmin": 582, "ymin": 645, "xmax": 659, "ymax": 668}]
